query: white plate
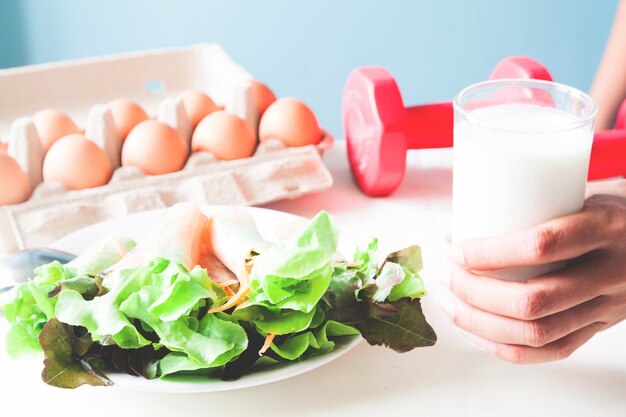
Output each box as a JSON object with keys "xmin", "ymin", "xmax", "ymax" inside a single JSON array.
[{"xmin": 49, "ymin": 205, "xmax": 361, "ymax": 393}]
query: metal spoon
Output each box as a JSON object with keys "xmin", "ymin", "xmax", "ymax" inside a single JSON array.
[{"xmin": 0, "ymin": 248, "xmax": 76, "ymax": 293}]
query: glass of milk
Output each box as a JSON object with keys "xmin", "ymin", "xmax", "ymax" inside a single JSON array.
[{"xmin": 452, "ymin": 79, "xmax": 597, "ymax": 281}]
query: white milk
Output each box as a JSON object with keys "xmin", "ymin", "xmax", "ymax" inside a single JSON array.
[{"xmin": 452, "ymin": 104, "xmax": 593, "ymax": 281}]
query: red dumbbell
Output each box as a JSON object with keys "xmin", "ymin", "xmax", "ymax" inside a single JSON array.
[
  {"xmin": 588, "ymin": 96, "xmax": 626, "ymax": 180},
  {"xmin": 342, "ymin": 57, "xmax": 551, "ymax": 196},
  {"xmin": 343, "ymin": 56, "xmax": 626, "ymax": 196}
]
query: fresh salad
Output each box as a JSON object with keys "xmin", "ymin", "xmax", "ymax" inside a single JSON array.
[{"xmin": 1, "ymin": 203, "xmax": 436, "ymax": 388}]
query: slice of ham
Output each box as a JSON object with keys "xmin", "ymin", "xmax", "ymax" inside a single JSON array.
[
  {"xmin": 209, "ymin": 208, "xmax": 271, "ymax": 283},
  {"xmin": 206, "ymin": 208, "xmax": 273, "ymax": 313},
  {"xmin": 199, "ymin": 252, "xmax": 237, "ymax": 285},
  {"xmin": 110, "ymin": 202, "xmax": 209, "ymax": 272}
]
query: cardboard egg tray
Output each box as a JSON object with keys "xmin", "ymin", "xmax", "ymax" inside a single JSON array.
[{"xmin": 0, "ymin": 44, "xmax": 333, "ymax": 255}]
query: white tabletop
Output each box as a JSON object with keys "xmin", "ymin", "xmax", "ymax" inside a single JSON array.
[{"xmin": 1, "ymin": 145, "xmax": 625, "ymax": 417}]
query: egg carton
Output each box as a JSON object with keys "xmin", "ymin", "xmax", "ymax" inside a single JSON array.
[{"xmin": 0, "ymin": 44, "xmax": 334, "ymax": 254}]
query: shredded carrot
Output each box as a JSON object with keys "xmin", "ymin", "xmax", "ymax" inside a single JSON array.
[
  {"xmin": 208, "ymin": 252, "xmax": 258, "ymax": 313},
  {"xmin": 258, "ymin": 333, "xmax": 276, "ymax": 356},
  {"xmin": 223, "ymin": 285, "xmax": 235, "ymax": 297},
  {"xmin": 207, "ymin": 262, "xmax": 251, "ymax": 313},
  {"xmin": 207, "ymin": 282, "xmax": 249, "ymax": 313}
]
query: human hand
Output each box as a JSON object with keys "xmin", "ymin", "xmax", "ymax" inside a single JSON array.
[{"xmin": 439, "ymin": 180, "xmax": 626, "ymax": 363}]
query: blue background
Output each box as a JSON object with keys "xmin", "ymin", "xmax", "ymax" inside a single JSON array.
[{"xmin": 0, "ymin": 0, "xmax": 619, "ymax": 137}]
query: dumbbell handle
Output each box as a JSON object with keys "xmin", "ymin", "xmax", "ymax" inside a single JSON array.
[
  {"xmin": 589, "ymin": 130, "xmax": 626, "ymax": 180},
  {"xmin": 406, "ymin": 101, "xmax": 453, "ymax": 149}
]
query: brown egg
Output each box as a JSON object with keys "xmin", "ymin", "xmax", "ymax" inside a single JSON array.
[
  {"xmin": 259, "ymin": 98, "xmax": 322, "ymax": 147},
  {"xmin": 0, "ymin": 141, "xmax": 7, "ymax": 152},
  {"xmin": 250, "ymin": 81, "xmax": 277, "ymax": 116},
  {"xmin": 122, "ymin": 120, "xmax": 188, "ymax": 175},
  {"xmin": 179, "ymin": 89, "xmax": 219, "ymax": 128},
  {"xmin": 43, "ymin": 134, "xmax": 113, "ymax": 190},
  {"xmin": 108, "ymin": 98, "xmax": 149, "ymax": 142},
  {"xmin": 0, "ymin": 151, "xmax": 31, "ymax": 205},
  {"xmin": 192, "ymin": 111, "xmax": 256, "ymax": 160},
  {"xmin": 32, "ymin": 109, "xmax": 81, "ymax": 152}
]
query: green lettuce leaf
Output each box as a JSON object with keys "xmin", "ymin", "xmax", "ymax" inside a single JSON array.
[
  {"xmin": 233, "ymin": 211, "xmax": 339, "ymax": 335},
  {"xmin": 383, "ymin": 245, "xmax": 425, "ymax": 301},
  {"xmin": 232, "ymin": 301, "xmax": 317, "ymax": 335},
  {"xmin": 56, "ymin": 258, "xmax": 222, "ymax": 348},
  {"xmin": 2, "ymin": 262, "xmax": 72, "ymax": 358},
  {"xmin": 354, "ymin": 238, "xmax": 379, "ymax": 279},
  {"xmin": 48, "ymin": 275, "xmax": 107, "ymax": 300},
  {"xmin": 270, "ymin": 332, "xmax": 316, "ymax": 360},
  {"xmin": 270, "ymin": 320, "xmax": 360, "ymax": 360},
  {"xmin": 55, "ymin": 257, "xmax": 247, "ymax": 373},
  {"xmin": 155, "ymin": 312, "xmax": 248, "ymax": 377},
  {"xmin": 5, "ymin": 321, "xmax": 44, "ymax": 358},
  {"xmin": 370, "ymin": 262, "xmax": 406, "ymax": 302},
  {"xmin": 55, "ymin": 263, "xmax": 155, "ymax": 349},
  {"xmin": 250, "ymin": 211, "xmax": 339, "ymax": 312},
  {"xmin": 325, "ymin": 242, "xmax": 436, "ymax": 352},
  {"xmin": 2, "ymin": 236, "xmax": 136, "ymax": 358}
]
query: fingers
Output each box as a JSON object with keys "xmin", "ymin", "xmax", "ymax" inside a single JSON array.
[
  {"xmin": 446, "ymin": 258, "xmax": 608, "ymax": 320},
  {"xmin": 450, "ymin": 206, "xmax": 615, "ymax": 271},
  {"xmin": 440, "ymin": 289, "xmax": 608, "ymax": 347},
  {"xmin": 469, "ymin": 323, "xmax": 606, "ymax": 364}
]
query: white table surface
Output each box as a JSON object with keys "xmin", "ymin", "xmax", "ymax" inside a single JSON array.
[{"xmin": 1, "ymin": 144, "xmax": 625, "ymax": 417}]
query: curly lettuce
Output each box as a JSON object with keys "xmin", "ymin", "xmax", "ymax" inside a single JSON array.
[{"xmin": 2, "ymin": 236, "xmax": 136, "ymax": 358}]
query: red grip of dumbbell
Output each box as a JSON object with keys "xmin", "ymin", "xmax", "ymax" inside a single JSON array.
[
  {"xmin": 589, "ymin": 130, "xmax": 626, "ymax": 180},
  {"xmin": 405, "ymin": 102, "xmax": 454, "ymax": 149}
]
